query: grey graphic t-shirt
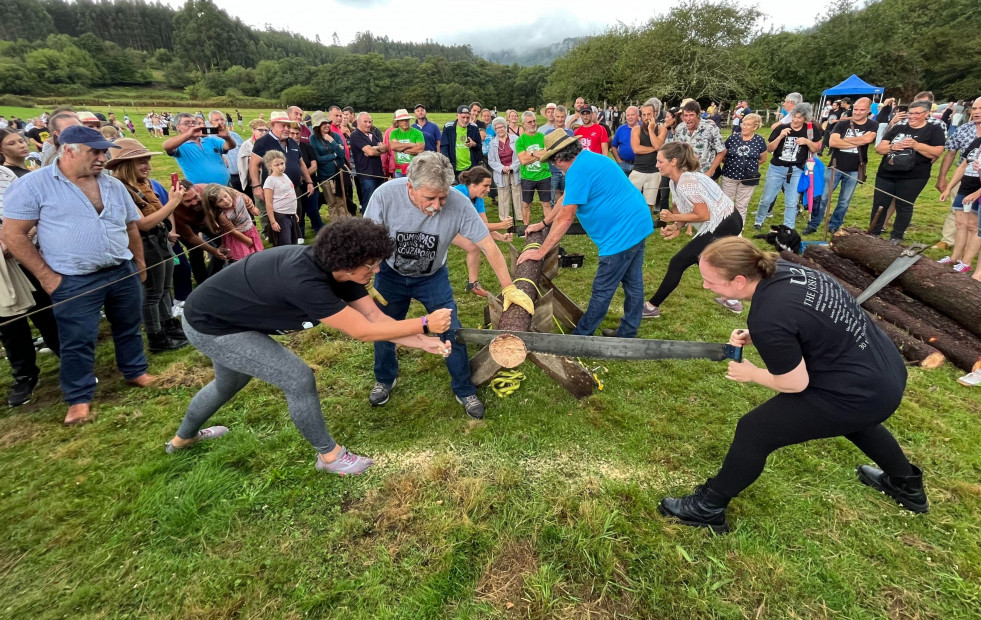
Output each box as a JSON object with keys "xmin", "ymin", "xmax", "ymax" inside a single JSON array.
[{"xmin": 363, "ymin": 177, "xmax": 489, "ymax": 277}]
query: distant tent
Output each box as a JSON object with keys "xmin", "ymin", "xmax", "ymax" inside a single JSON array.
[
  {"xmin": 822, "ymin": 74, "xmax": 884, "ymax": 97},
  {"xmin": 818, "ymin": 74, "xmax": 885, "ymax": 119}
]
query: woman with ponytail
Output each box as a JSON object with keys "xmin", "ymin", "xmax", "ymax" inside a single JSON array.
[
  {"xmin": 642, "ymin": 142, "xmax": 743, "ymax": 319},
  {"xmin": 659, "ymin": 236, "xmax": 927, "ymax": 533},
  {"xmin": 452, "ymin": 166, "xmax": 512, "ymax": 296}
]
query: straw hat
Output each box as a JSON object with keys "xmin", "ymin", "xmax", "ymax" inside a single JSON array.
[
  {"xmin": 535, "ymin": 130, "xmax": 579, "ymax": 162},
  {"xmin": 268, "ymin": 110, "xmax": 298, "ymax": 125},
  {"xmin": 105, "ymin": 138, "xmax": 162, "ymax": 169}
]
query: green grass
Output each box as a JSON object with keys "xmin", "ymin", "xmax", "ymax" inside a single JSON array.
[{"xmin": 1, "ymin": 121, "xmax": 980, "ymax": 619}]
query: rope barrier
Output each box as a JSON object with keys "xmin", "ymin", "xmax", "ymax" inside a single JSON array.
[
  {"xmin": 0, "ymin": 169, "xmax": 345, "ymax": 329},
  {"xmin": 0, "ymin": 153, "xmax": 947, "ymax": 330}
]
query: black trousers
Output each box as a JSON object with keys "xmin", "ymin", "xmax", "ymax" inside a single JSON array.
[
  {"xmin": 870, "ymin": 175, "xmax": 930, "ymax": 240},
  {"xmin": 0, "ymin": 270, "xmax": 61, "ymax": 381},
  {"xmin": 710, "ymin": 391, "xmax": 912, "ymax": 498},
  {"xmin": 655, "ymin": 175, "xmax": 671, "ymax": 212},
  {"xmin": 648, "ymin": 211, "xmax": 742, "ymax": 306},
  {"xmin": 186, "ymin": 235, "xmax": 225, "ymax": 286}
]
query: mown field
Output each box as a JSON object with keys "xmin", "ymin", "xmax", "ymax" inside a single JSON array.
[{"xmin": 1, "ymin": 106, "xmax": 979, "ymax": 619}]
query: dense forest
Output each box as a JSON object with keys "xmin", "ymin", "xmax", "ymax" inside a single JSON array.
[
  {"xmin": 546, "ymin": 0, "xmax": 981, "ymax": 105},
  {"xmin": 0, "ymin": 0, "xmax": 978, "ymax": 110}
]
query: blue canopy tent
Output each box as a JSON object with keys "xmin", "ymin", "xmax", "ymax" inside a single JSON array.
[{"xmin": 819, "ymin": 74, "xmax": 885, "ymax": 115}]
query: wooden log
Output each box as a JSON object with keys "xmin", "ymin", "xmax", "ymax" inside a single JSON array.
[
  {"xmin": 498, "ymin": 228, "xmax": 549, "ymax": 332},
  {"xmin": 779, "ymin": 251, "xmax": 947, "ymax": 368},
  {"xmin": 804, "ymin": 244, "xmax": 981, "ymax": 371},
  {"xmin": 526, "ymin": 353, "xmax": 595, "ymax": 399},
  {"xmin": 488, "ymin": 334, "xmax": 527, "ymax": 368},
  {"xmin": 830, "ymin": 228, "xmax": 981, "ymax": 338},
  {"xmin": 469, "ymin": 346, "xmax": 503, "ymax": 386},
  {"xmin": 472, "ymin": 227, "xmax": 594, "ymax": 397},
  {"xmin": 874, "ymin": 320, "xmax": 946, "ymax": 368}
]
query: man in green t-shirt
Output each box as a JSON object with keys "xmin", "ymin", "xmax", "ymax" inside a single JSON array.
[
  {"xmin": 515, "ymin": 111, "xmax": 552, "ymax": 225},
  {"xmin": 440, "ymin": 105, "xmax": 481, "ymax": 178},
  {"xmin": 388, "ymin": 109, "xmax": 425, "ymax": 177}
]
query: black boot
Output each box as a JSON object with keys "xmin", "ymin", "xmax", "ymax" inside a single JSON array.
[
  {"xmin": 147, "ymin": 331, "xmax": 187, "ymax": 353},
  {"xmin": 659, "ymin": 482, "xmax": 731, "ymax": 533},
  {"xmin": 163, "ymin": 317, "xmax": 188, "ymax": 344},
  {"xmin": 857, "ymin": 464, "xmax": 928, "ymax": 513}
]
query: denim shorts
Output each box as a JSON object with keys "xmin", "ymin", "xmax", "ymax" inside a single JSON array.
[{"xmin": 951, "ymin": 192, "xmax": 979, "ymax": 214}]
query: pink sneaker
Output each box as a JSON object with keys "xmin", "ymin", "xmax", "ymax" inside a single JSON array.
[
  {"xmin": 714, "ymin": 297, "xmax": 743, "ymax": 313},
  {"xmin": 953, "ymin": 262, "xmax": 972, "ymax": 273},
  {"xmin": 937, "ymin": 256, "xmax": 953, "ymax": 265}
]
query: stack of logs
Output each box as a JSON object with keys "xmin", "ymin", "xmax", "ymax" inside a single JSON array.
[{"xmin": 779, "ymin": 228, "xmax": 981, "ymax": 372}]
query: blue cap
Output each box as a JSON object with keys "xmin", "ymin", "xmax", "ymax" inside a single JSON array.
[{"xmin": 58, "ymin": 126, "xmax": 120, "ymax": 150}]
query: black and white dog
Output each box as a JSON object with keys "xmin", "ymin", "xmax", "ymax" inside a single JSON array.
[{"xmin": 754, "ymin": 224, "xmax": 802, "ymax": 254}]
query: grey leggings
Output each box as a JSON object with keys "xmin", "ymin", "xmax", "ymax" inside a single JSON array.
[{"xmin": 177, "ymin": 317, "xmax": 337, "ymax": 454}]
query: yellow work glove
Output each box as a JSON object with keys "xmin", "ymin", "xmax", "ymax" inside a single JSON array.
[
  {"xmin": 502, "ymin": 284, "xmax": 535, "ymax": 315},
  {"xmin": 365, "ymin": 281, "xmax": 388, "ymax": 306}
]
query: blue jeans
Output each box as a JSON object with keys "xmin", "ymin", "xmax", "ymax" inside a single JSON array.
[
  {"xmin": 372, "ymin": 263, "xmax": 475, "ymax": 397},
  {"xmin": 49, "ymin": 261, "xmax": 148, "ymax": 404},
  {"xmin": 754, "ymin": 165, "xmax": 802, "ymax": 228},
  {"xmin": 550, "ymin": 169, "xmax": 565, "ymax": 195},
  {"xmin": 617, "ymin": 161, "xmax": 634, "ymax": 175},
  {"xmin": 807, "ymin": 169, "xmax": 858, "ymax": 232},
  {"xmin": 572, "ymin": 238, "xmax": 646, "ymax": 338},
  {"xmin": 358, "ymin": 176, "xmax": 385, "ymax": 213}
]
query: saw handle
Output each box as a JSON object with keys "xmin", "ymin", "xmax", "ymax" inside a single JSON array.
[
  {"xmin": 723, "ymin": 344, "xmax": 743, "ymax": 362},
  {"xmin": 724, "ymin": 329, "xmax": 746, "ymax": 362}
]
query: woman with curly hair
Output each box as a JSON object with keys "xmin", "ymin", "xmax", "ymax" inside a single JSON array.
[{"xmin": 167, "ymin": 218, "xmax": 454, "ymax": 475}]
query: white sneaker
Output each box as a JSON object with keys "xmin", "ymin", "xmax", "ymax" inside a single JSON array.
[
  {"xmin": 937, "ymin": 256, "xmax": 953, "ymax": 265},
  {"xmin": 953, "ymin": 262, "xmax": 971, "ymax": 273}
]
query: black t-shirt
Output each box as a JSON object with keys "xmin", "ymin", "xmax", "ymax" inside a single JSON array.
[
  {"xmin": 348, "ymin": 128, "xmax": 385, "ymax": 177},
  {"xmin": 748, "ymin": 261, "xmax": 906, "ymax": 415},
  {"xmin": 7, "ymin": 165, "xmax": 30, "ymax": 178},
  {"xmin": 25, "ymin": 127, "xmax": 49, "ymax": 150},
  {"xmin": 183, "ymin": 245, "xmax": 367, "ymax": 336},
  {"xmin": 297, "ymin": 140, "xmax": 316, "ymax": 168},
  {"xmin": 768, "ymin": 123, "xmax": 822, "ymax": 168},
  {"xmin": 876, "ymin": 122, "xmax": 946, "ymax": 180},
  {"xmin": 957, "ymin": 137, "xmax": 981, "ymax": 195},
  {"xmin": 829, "ymin": 118, "xmax": 878, "ymax": 172},
  {"xmin": 251, "ymin": 134, "xmax": 303, "ymax": 187}
]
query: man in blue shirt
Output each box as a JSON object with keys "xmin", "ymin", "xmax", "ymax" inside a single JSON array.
[
  {"xmin": 412, "ymin": 104, "xmax": 442, "ymax": 153},
  {"xmin": 518, "ymin": 131, "xmax": 653, "ymax": 338},
  {"xmin": 1, "ymin": 126, "xmax": 155, "ymax": 426},
  {"xmin": 163, "ymin": 112, "xmax": 237, "ymax": 185},
  {"xmin": 610, "ymin": 105, "xmax": 640, "ymax": 175}
]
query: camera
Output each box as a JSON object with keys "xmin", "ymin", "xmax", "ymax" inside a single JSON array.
[
  {"xmin": 201, "ymin": 126, "xmax": 220, "ymax": 135},
  {"xmin": 654, "ymin": 217, "xmax": 669, "ymax": 228}
]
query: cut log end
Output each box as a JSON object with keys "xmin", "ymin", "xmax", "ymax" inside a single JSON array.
[
  {"xmin": 488, "ymin": 333, "xmax": 527, "ymax": 368},
  {"xmin": 920, "ymin": 352, "xmax": 946, "ymax": 369}
]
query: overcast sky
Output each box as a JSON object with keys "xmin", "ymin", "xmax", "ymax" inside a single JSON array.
[{"xmin": 168, "ymin": 0, "xmax": 830, "ymax": 54}]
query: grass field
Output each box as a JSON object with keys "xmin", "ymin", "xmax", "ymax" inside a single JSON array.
[{"xmin": 1, "ymin": 109, "xmax": 980, "ymax": 619}]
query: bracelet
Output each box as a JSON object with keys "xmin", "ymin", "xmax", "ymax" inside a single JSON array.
[{"xmin": 421, "ymin": 315, "xmax": 430, "ymax": 335}]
